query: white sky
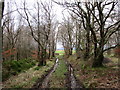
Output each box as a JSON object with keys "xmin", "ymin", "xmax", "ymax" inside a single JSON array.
[
  {"xmin": 3, "ymin": 0, "xmax": 118, "ymax": 49},
  {"xmin": 4, "ymin": 0, "xmax": 68, "ymax": 22},
  {"xmin": 3, "ymin": 0, "xmax": 67, "ymax": 49}
]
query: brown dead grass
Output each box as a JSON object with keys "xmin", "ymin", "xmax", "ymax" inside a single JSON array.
[{"xmin": 67, "ymin": 55, "xmax": 119, "ymax": 88}]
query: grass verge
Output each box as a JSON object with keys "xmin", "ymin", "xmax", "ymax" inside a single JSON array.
[
  {"xmin": 3, "ymin": 60, "xmax": 55, "ymax": 88},
  {"xmin": 2, "ymin": 58, "xmax": 37, "ymax": 81}
]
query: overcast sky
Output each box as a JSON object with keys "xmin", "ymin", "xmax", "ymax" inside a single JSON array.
[
  {"xmin": 3, "ymin": 0, "xmax": 118, "ymax": 49},
  {"xmin": 4, "ymin": 0, "xmax": 69, "ymax": 21},
  {"xmin": 3, "ymin": 0, "xmax": 67, "ymax": 49}
]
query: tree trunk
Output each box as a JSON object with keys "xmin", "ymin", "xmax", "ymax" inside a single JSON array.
[
  {"xmin": 84, "ymin": 31, "xmax": 90, "ymax": 60},
  {"xmin": 0, "ymin": 1, "xmax": 4, "ymax": 61},
  {"xmin": 48, "ymin": 42, "xmax": 51, "ymax": 59},
  {"xmin": 76, "ymin": 40, "xmax": 81, "ymax": 59},
  {"xmin": 92, "ymin": 53, "xmax": 104, "ymax": 67},
  {"xmin": 0, "ymin": 12, "xmax": 2, "ymax": 61},
  {"xmin": 38, "ymin": 48, "xmax": 46, "ymax": 66},
  {"xmin": 51, "ymin": 45, "xmax": 55, "ymax": 58},
  {"xmin": 51, "ymin": 40, "xmax": 55, "ymax": 58},
  {"xmin": 51, "ymin": 51, "xmax": 55, "ymax": 58},
  {"xmin": 69, "ymin": 47, "xmax": 73, "ymax": 55},
  {"xmin": 38, "ymin": 45, "xmax": 42, "ymax": 66},
  {"xmin": 92, "ymin": 48, "xmax": 104, "ymax": 67},
  {"xmin": 42, "ymin": 48, "xmax": 46, "ymax": 66}
]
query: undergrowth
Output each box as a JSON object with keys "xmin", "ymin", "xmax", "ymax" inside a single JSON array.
[{"xmin": 2, "ymin": 58, "xmax": 37, "ymax": 81}]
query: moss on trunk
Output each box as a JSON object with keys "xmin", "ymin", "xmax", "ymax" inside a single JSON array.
[{"xmin": 92, "ymin": 53, "xmax": 104, "ymax": 67}]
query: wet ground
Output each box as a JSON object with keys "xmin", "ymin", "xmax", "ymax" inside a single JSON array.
[
  {"xmin": 41, "ymin": 58, "xmax": 59, "ymax": 88},
  {"xmin": 31, "ymin": 58, "xmax": 84, "ymax": 89},
  {"xmin": 67, "ymin": 61, "xmax": 84, "ymax": 89}
]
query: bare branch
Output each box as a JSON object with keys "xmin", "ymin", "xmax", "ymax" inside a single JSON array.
[{"xmin": 103, "ymin": 44, "xmax": 119, "ymax": 52}]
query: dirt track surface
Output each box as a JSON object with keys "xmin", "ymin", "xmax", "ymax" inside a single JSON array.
[
  {"xmin": 41, "ymin": 59, "xmax": 59, "ymax": 88},
  {"xmin": 31, "ymin": 59, "xmax": 59, "ymax": 89},
  {"xmin": 31, "ymin": 58, "xmax": 84, "ymax": 89},
  {"xmin": 67, "ymin": 62, "xmax": 84, "ymax": 89}
]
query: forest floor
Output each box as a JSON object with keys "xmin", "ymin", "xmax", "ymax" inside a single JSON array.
[
  {"xmin": 2, "ymin": 54, "xmax": 119, "ymax": 89},
  {"xmin": 67, "ymin": 54, "xmax": 119, "ymax": 88}
]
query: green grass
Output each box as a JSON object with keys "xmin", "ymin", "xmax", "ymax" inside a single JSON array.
[
  {"xmin": 49, "ymin": 59, "xmax": 68, "ymax": 88},
  {"xmin": 2, "ymin": 59, "xmax": 37, "ymax": 81},
  {"xmin": 3, "ymin": 60, "xmax": 55, "ymax": 88},
  {"xmin": 55, "ymin": 50, "xmax": 65, "ymax": 55},
  {"xmin": 72, "ymin": 50, "xmax": 76, "ymax": 53},
  {"xmin": 55, "ymin": 50, "xmax": 76, "ymax": 55},
  {"xmin": 55, "ymin": 50, "xmax": 64, "ymax": 53},
  {"xmin": 53, "ymin": 60, "xmax": 67, "ymax": 78}
]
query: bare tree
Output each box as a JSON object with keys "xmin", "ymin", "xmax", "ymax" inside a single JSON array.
[
  {"xmin": 2, "ymin": 2, "xmax": 21, "ymax": 60},
  {"xmin": 88, "ymin": 1, "xmax": 120, "ymax": 67},
  {"xmin": 58, "ymin": 17, "xmax": 75, "ymax": 57},
  {"xmin": 0, "ymin": 0, "xmax": 4, "ymax": 61},
  {"xmin": 48, "ymin": 22, "xmax": 58, "ymax": 58},
  {"xmin": 22, "ymin": 1, "xmax": 46, "ymax": 66},
  {"xmin": 55, "ymin": 0, "xmax": 120, "ymax": 67},
  {"xmin": 16, "ymin": 0, "xmax": 56, "ymax": 66},
  {"xmin": 0, "ymin": 1, "xmax": 4, "ymax": 87},
  {"xmin": 41, "ymin": 1, "xmax": 56, "ymax": 59}
]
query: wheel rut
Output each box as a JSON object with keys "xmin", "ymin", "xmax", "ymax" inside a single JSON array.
[
  {"xmin": 31, "ymin": 58, "xmax": 84, "ymax": 89},
  {"xmin": 66, "ymin": 61, "xmax": 84, "ymax": 89},
  {"xmin": 41, "ymin": 58, "xmax": 59, "ymax": 88},
  {"xmin": 31, "ymin": 58, "xmax": 59, "ymax": 89}
]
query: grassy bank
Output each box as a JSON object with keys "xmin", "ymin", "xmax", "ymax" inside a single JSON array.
[
  {"xmin": 67, "ymin": 55, "xmax": 119, "ymax": 88},
  {"xmin": 3, "ymin": 59, "xmax": 55, "ymax": 88},
  {"xmin": 2, "ymin": 58, "xmax": 37, "ymax": 81}
]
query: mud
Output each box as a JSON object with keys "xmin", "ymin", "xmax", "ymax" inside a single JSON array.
[
  {"xmin": 31, "ymin": 58, "xmax": 59, "ymax": 89},
  {"xmin": 31, "ymin": 58, "xmax": 84, "ymax": 89},
  {"xmin": 66, "ymin": 61, "xmax": 84, "ymax": 89},
  {"xmin": 41, "ymin": 58, "xmax": 59, "ymax": 88}
]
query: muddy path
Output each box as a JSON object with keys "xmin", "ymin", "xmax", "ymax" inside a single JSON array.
[
  {"xmin": 31, "ymin": 58, "xmax": 59, "ymax": 89},
  {"xmin": 41, "ymin": 59, "xmax": 59, "ymax": 88},
  {"xmin": 31, "ymin": 58, "xmax": 84, "ymax": 89},
  {"xmin": 66, "ymin": 61, "xmax": 84, "ymax": 89}
]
